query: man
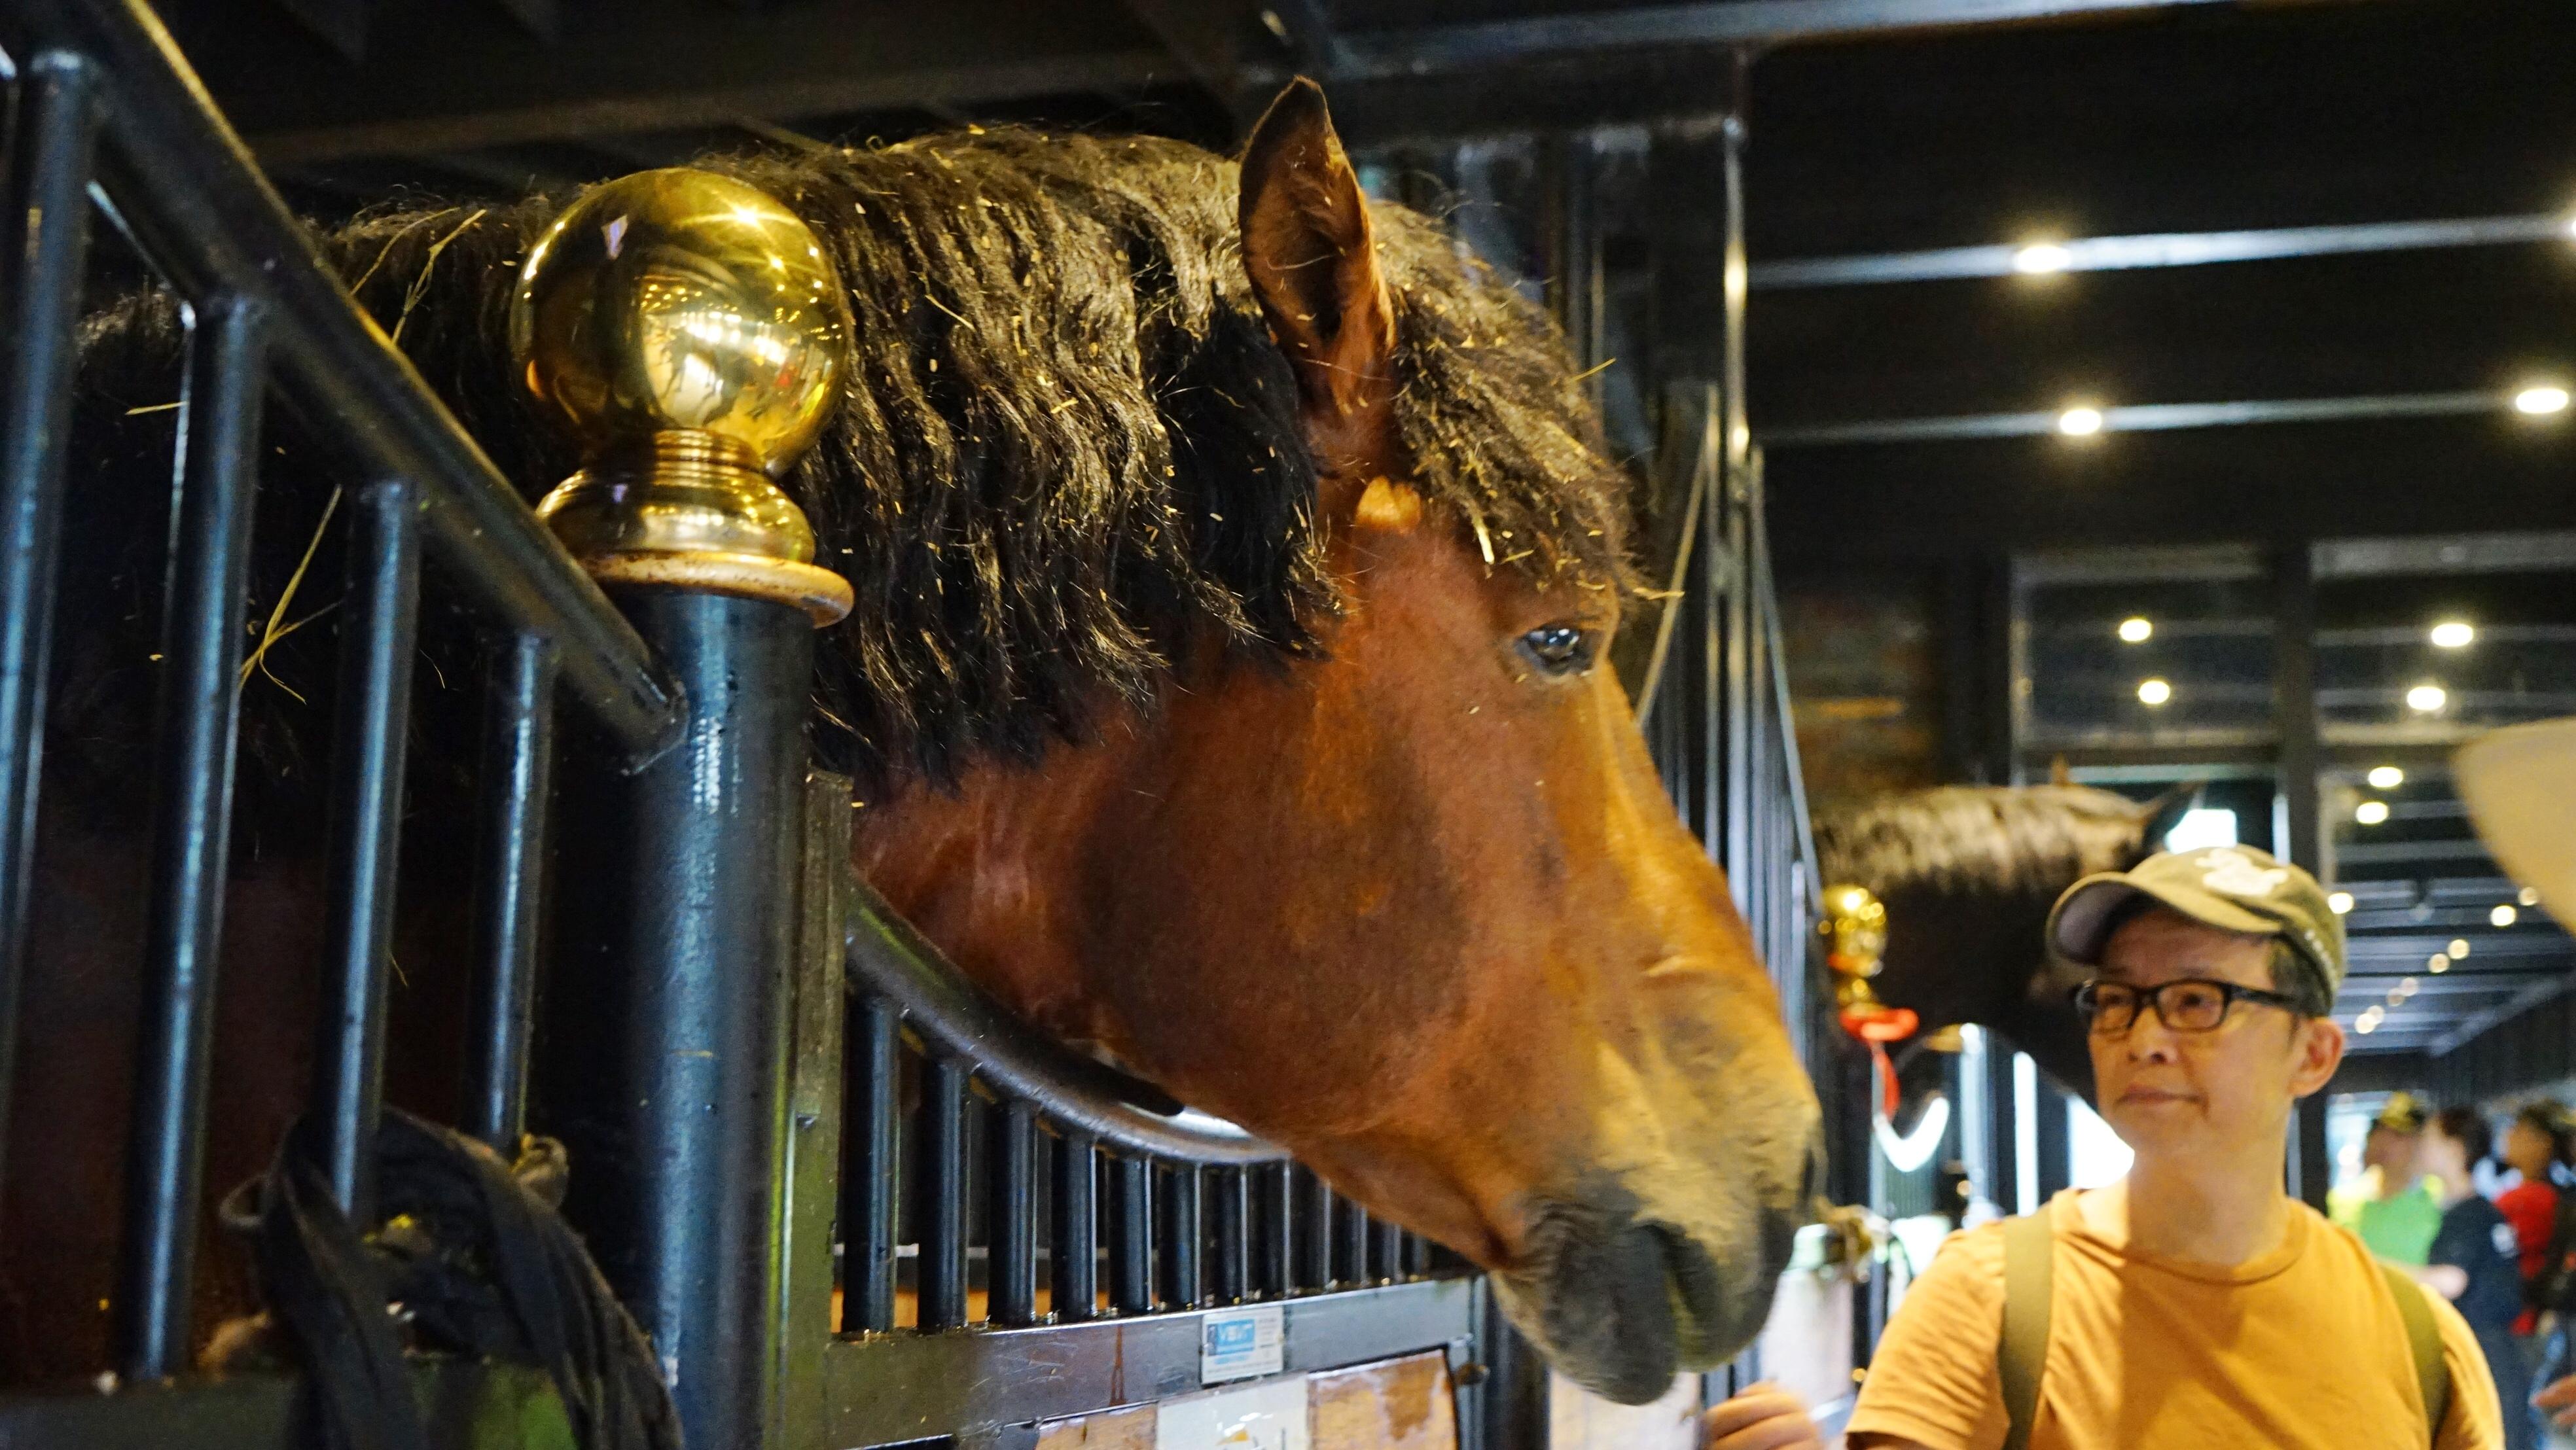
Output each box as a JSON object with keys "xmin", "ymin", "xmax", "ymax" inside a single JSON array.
[
  {"xmin": 2337, "ymin": 1094, "xmax": 2444, "ymax": 1265},
  {"xmin": 1706, "ymin": 845, "xmax": 2501, "ymax": 1450}
]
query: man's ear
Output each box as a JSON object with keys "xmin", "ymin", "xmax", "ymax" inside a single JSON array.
[
  {"xmin": 1238, "ymin": 78, "xmax": 1395, "ymax": 419},
  {"xmin": 2291, "ymin": 1015, "xmax": 2346, "ymax": 1098}
]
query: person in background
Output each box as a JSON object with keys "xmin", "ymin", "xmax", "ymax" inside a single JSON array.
[
  {"xmin": 2344, "ymin": 1094, "xmax": 2446, "ymax": 1265},
  {"xmin": 2497, "ymin": 1103, "xmax": 2573, "ymax": 1334},
  {"xmin": 2419, "ymin": 1106, "xmax": 2537, "ymax": 1450}
]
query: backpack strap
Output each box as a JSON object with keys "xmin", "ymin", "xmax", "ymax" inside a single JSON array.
[
  {"xmin": 1999, "ymin": 1209, "xmax": 2055, "ymax": 1450},
  {"xmin": 2380, "ymin": 1262, "xmax": 2451, "ymax": 1446}
]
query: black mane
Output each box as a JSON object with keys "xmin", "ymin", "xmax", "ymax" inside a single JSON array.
[
  {"xmin": 1813, "ymin": 785, "xmax": 2156, "ymax": 899},
  {"xmin": 55, "ymin": 128, "xmax": 1630, "ymax": 822}
]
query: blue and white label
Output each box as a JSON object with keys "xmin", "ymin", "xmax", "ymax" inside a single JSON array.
[{"xmin": 1198, "ymin": 1303, "xmax": 1285, "ymax": 1383}]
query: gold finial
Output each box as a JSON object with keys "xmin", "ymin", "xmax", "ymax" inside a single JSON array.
[
  {"xmin": 1819, "ymin": 882, "xmax": 1889, "ymax": 1013},
  {"xmin": 512, "ymin": 168, "xmax": 856, "ymax": 626}
]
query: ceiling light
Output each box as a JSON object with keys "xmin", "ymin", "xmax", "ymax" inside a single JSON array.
[
  {"xmin": 2058, "ymin": 406, "xmax": 2105, "ymax": 437},
  {"xmin": 2406, "ymin": 683, "xmax": 2448, "ymax": 713},
  {"xmin": 2429, "ymin": 621, "xmax": 2476, "ymax": 648},
  {"xmin": 2136, "ymin": 677, "xmax": 2172, "ymax": 706},
  {"xmin": 2355, "ymin": 800, "xmax": 2389, "ymax": 825},
  {"xmin": 2448, "ymin": 938, "xmax": 2470, "ymax": 958},
  {"xmin": 2118, "ymin": 616, "xmax": 2152, "ymax": 643},
  {"xmin": 2521, "ymin": 887, "xmax": 2541, "ymax": 907},
  {"xmin": 2429, "ymin": 953, "xmax": 2451, "ymax": 974},
  {"xmin": 2328, "ymin": 891, "xmax": 2354, "ymax": 914},
  {"xmin": 2399, "ymin": 976, "xmax": 2418, "ymax": 995},
  {"xmin": 2367, "ymin": 765, "xmax": 2405, "ymax": 790},
  {"xmin": 2514, "ymin": 385, "xmax": 2571, "ymax": 416},
  {"xmin": 2013, "ymin": 242, "xmax": 2073, "ymax": 275},
  {"xmin": 2494, "ymin": 904, "xmax": 2520, "ymax": 927}
]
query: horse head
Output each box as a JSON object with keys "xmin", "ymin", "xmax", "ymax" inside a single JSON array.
[
  {"xmin": 1814, "ymin": 783, "xmax": 2196, "ymax": 1101},
  {"xmin": 852, "ymin": 83, "xmax": 1817, "ymax": 1402}
]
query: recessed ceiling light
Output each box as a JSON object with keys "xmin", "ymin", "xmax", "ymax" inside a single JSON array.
[
  {"xmin": 2448, "ymin": 938, "xmax": 2470, "ymax": 958},
  {"xmin": 2014, "ymin": 242, "xmax": 2073, "ymax": 275},
  {"xmin": 2328, "ymin": 891, "xmax": 2354, "ymax": 914},
  {"xmin": 2522, "ymin": 886, "xmax": 2541, "ymax": 906},
  {"xmin": 2367, "ymin": 765, "xmax": 2405, "ymax": 789},
  {"xmin": 2406, "ymin": 683, "xmax": 2448, "ymax": 713},
  {"xmin": 2058, "ymin": 406, "xmax": 2105, "ymax": 437},
  {"xmin": 2429, "ymin": 953, "xmax": 2451, "ymax": 974},
  {"xmin": 2355, "ymin": 800, "xmax": 2389, "ymax": 825},
  {"xmin": 2136, "ymin": 677, "xmax": 2172, "ymax": 706},
  {"xmin": 2429, "ymin": 621, "xmax": 2476, "ymax": 648},
  {"xmin": 2514, "ymin": 385, "xmax": 2571, "ymax": 416},
  {"xmin": 2494, "ymin": 904, "xmax": 2520, "ymax": 927},
  {"xmin": 2118, "ymin": 616, "xmax": 2152, "ymax": 643}
]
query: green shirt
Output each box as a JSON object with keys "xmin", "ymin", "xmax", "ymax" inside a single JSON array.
[{"xmin": 2352, "ymin": 1179, "xmax": 2444, "ymax": 1265}]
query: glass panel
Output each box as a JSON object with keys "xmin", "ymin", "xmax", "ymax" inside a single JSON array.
[{"xmin": 2020, "ymin": 566, "xmax": 2276, "ymax": 748}]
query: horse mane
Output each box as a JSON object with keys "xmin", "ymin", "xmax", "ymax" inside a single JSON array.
[
  {"xmin": 1812, "ymin": 785, "xmax": 2155, "ymax": 899},
  {"xmin": 53, "ymin": 128, "xmax": 1632, "ymax": 822}
]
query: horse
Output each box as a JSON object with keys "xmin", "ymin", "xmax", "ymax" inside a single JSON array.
[
  {"xmin": 1812, "ymin": 783, "xmax": 2196, "ymax": 1102},
  {"xmin": 3, "ymin": 82, "xmax": 1819, "ymax": 1404}
]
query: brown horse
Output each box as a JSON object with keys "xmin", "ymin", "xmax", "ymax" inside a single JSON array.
[
  {"xmin": 1812, "ymin": 783, "xmax": 2195, "ymax": 1100},
  {"xmin": 6, "ymin": 82, "xmax": 1817, "ymax": 1404}
]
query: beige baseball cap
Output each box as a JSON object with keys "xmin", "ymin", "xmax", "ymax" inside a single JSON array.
[{"xmin": 2045, "ymin": 844, "xmax": 2346, "ymax": 1002}]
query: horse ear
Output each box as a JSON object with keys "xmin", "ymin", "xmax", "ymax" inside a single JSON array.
[
  {"xmin": 1238, "ymin": 78, "xmax": 1396, "ymax": 419},
  {"xmin": 2134, "ymin": 781, "xmax": 2205, "ymax": 861}
]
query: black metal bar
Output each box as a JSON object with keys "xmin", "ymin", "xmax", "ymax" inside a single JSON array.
[
  {"xmin": 1404, "ymin": 1232, "xmax": 1432, "ymax": 1279},
  {"xmin": 535, "ymin": 589, "xmax": 808, "ymax": 1449},
  {"xmin": 1258, "ymin": 1161, "xmax": 1292, "ymax": 1298},
  {"xmin": 1369, "ymin": 1218, "xmax": 1402, "ymax": 1284},
  {"xmin": 989, "ymin": 1098, "xmax": 1039, "ymax": 1327},
  {"xmin": 1336, "ymin": 1196, "xmax": 1369, "ymax": 1288},
  {"xmin": 1109, "ymin": 1154, "xmax": 1153, "ymax": 1314},
  {"xmin": 919, "ymin": 1056, "xmax": 970, "ymax": 1330},
  {"xmin": 461, "ymin": 630, "xmax": 556, "ymax": 1150},
  {"xmin": 14, "ymin": 0, "xmax": 678, "ymax": 759},
  {"xmin": 115, "ymin": 294, "xmax": 267, "ymax": 1382},
  {"xmin": 1051, "ymin": 1128, "xmax": 1099, "ymax": 1322},
  {"xmin": 1213, "ymin": 1167, "xmax": 1248, "ymax": 1304},
  {"xmin": 310, "ymin": 478, "xmax": 421, "ymax": 1217},
  {"xmin": 0, "ymin": 48, "xmax": 99, "ymax": 1190},
  {"xmin": 846, "ymin": 995, "xmax": 901, "ymax": 1334},
  {"xmin": 1160, "ymin": 1163, "xmax": 1202, "ymax": 1311},
  {"xmin": 1297, "ymin": 1168, "xmax": 1333, "ymax": 1290}
]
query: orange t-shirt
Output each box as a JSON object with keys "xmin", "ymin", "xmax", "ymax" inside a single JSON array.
[{"xmin": 1845, "ymin": 1190, "xmax": 2503, "ymax": 1450}]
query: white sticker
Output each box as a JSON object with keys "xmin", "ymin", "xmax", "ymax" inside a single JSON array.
[
  {"xmin": 1157, "ymin": 1372, "xmax": 1308, "ymax": 1450},
  {"xmin": 1198, "ymin": 1303, "xmax": 1286, "ymax": 1384}
]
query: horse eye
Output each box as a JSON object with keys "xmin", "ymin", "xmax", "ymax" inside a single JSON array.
[{"xmin": 1519, "ymin": 624, "xmax": 1594, "ymax": 675}]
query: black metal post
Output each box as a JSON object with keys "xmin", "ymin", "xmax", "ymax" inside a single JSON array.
[
  {"xmin": 989, "ymin": 1099, "xmax": 1039, "ymax": 1326},
  {"xmin": 116, "ymin": 294, "xmax": 267, "ymax": 1381},
  {"xmin": 1052, "ymin": 1129, "xmax": 1098, "ymax": 1322},
  {"xmin": 1297, "ymin": 1169, "xmax": 1334, "ymax": 1290},
  {"xmin": 918, "ymin": 1057, "xmax": 970, "ymax": 1330},
  {"xmin": 1162, "ymin": 1164, "xmax": 1203, "ymax": 1311},
  {"xmin": 462, "ymin": 629, "xmax": 556, "ymax": 1150},
  {"xmin": 539, "ymin": 589, "xmax": 810, "ymax": 1448},
  {"xmin": 846, "ymin": 995, "xmax": 901, "ymax": 1333},
  {"xmin": 1369, "ymin": 1218, "xmax": 1403, "ymax": 1284},
  {"xmin": 1336, "ymin": 1196, "xmax": 1368, "ymax": 1288},
  {"xmin": 312, "ymin": 478, "xmax": 422, "ymax": 1218},
  {"xmin": 1110, "ymin": 1154, "xmax": 1154, "ymax": 1314},
  {"xmin": 0, "ymin": 50, "xmax": 99, "ymax": 1186},
  {"xmin": 1213, "ymin": 1167, "xmax": 1249, "ymax": 1304},
  {"xmin": 1258, "ymin": 1161, "xmax": 1293, "ymax": 1298}
]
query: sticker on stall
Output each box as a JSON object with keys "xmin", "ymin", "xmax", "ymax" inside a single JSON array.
[
  {"xmin": 1198, "ymin": 1303, "xmax": 1286, "ymax": 1383},
  {"xmin": 1157, "ymin": 1370, "xmax": 1308, "ymax": 1450}
]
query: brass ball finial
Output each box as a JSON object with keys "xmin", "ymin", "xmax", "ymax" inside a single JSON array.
[{"xmin": 512, "ymin": 168, "xmax": 855, "ymax": 625}]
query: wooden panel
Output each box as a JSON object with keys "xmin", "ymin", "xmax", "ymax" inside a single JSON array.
[
  {"xmin": 1037, "ymin": 1402, "xmax": 1158, "ymax": 1450},
  {"xmin": 1548, "ymin": 1370, "xmax": 1702, "ymax": 1450},
  {"xmin": 1310, "ymin": 1352, "xmax": 1456, "ymax": 1450}
]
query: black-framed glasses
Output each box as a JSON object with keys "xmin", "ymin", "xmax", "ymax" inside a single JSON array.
[{"xmin": 2071, "ymin": 978, "xmax": 2304, "ymax": 1036}]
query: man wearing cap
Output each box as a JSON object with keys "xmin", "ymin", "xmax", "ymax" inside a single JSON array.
[
  {"xmin": 1704, "ymin": 845, "xmax": 2503, "ymax": 1450},
  {"xmin": 2336, "ymin": 1093, "xmax": 2445, "ymax": 1266}
]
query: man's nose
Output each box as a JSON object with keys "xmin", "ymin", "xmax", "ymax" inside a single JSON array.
[{"xmin": 2122, "ymin": 1008, "xmax": 2182, "ymax": 1059}]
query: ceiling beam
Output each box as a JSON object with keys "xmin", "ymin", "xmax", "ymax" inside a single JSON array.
[
  {"xmin": 2429, "ymin": 975, "xmax": 2576, "ymax": 1057},
  {"xmin": 1118, "ymin": 0, "xmax": 1250, "ymax": 109},
  {"xmin": 1761, "ymin": 391, "xmax": 2508, "ymax": 448},
  {"xmin": 1320, "ymin": 0, "xmax": 2237, "ymax": 82}
]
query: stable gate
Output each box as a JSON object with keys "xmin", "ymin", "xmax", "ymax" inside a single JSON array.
[{"xmin": 0, "ymin": 4, "xmax": 1821, "ymax": 1448}]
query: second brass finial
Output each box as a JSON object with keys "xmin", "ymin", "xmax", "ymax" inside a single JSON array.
[{"xmin": 511, "ymin": 168, "xmax": 857, "ymax": 626}]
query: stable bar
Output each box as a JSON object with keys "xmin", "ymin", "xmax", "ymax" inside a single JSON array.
[
  {"xmin": 846, "ymin": 996, "xmax": 901, "ymax": 1333},
  {"xmin": 919, "ymin": 1057, "xmax": 970, "ymax": 1330},
  {"xmin": 1051, "ymin": 1128, "xmax": 1099, "ymax": 1322},
  {"xmin": 461, "ymin": 630, "xmax": 556, "ymax": 1149},
  {"xmin": 1258, "ymin": 1161, "xmax": 1293, "ymax": 1298},
  {"xmin": 1297, "ymin": 1169, "xmax": 1333, "ymax": 1289},
  {"xmin": 1404, "ymin": 1233, "xmax": 1432, "ymax": 1278},
  {"xmin": 1213, "ymin": 1167, "xmax": 1249, "ymax": 1304},
  {"xmin": 115, "ymin": 295, "xmax": 267, "ymax": 1382},
  {"xmin": 1109, "ymin": 1154, "xmax": 1153, "ymax": 1314},
  {"xmin": 1161, "ymin": 1164, "xmax": 1202, "ymax": 1311},
  {"xmin": 311, "ymin": 478, "xmax": 423, "ymax": 1217},
  {"xmin": 989, "ymin": 1099, "xmax": 1039, "ymax": 1326},
  {"xmin": 1336, "ymin": 1197, "xmax": 1368, "ymax": 1288},
  {"xmin": 1369, "ymin": 1218, "xmax": 1402, "ymax": 1284},
  {"xmin": 0, "ymin": 50, "xmax": 101, "ymax": 1187}
]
